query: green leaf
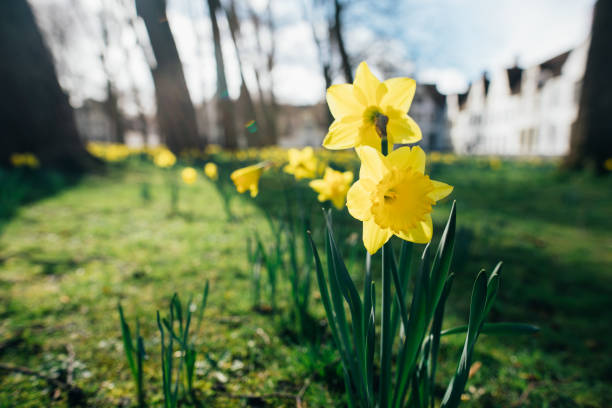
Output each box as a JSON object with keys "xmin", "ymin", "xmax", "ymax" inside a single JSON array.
[
  {"xmin": 117, "ymin": 303, "xmax": 137, "ymax": 382},
  {"xmin": 439, "ymin": 322, "xmax": 540, "ymax": 337},
  {"xmin": 428, "ymin": 202, "xmax": 456, "ymax": 325},
  {"xmin": 440, "ymin": 270, "xmax": 488, "ymax": 408},
  {"xmin": 308, "ymin": 231, "xmax": 356, "ymax": 399},
  {"xmin": 391, "ymin": 241, "xmax": 414, "ymax": 340},
  {"xmin": 393, "ymin": 244, "xmax": 432, "ymax": 408},
  {"xmin": 428, "ymin": 273, "xmax": 454, "ymax": 408}
]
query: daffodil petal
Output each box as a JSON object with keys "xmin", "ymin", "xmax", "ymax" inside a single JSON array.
[
  {"xmin": 323, "ymin": 116, "xmax": 362, "ymax": 149},
  {"xmin": 342, "ymin": 171, "xmax": 354, "ymax": 184},
  {"xmin": 363, "ymin": 219, "xmax": 393, "ymax": 254},
  {"xmin": 346, "ymin": 178, "xmax": 374, "ymax": 221},
  {"xmin": 354, "ymin": 62, "xmax": 383, "ymax": 106},
  {"xmin": 358, "ymin": 125, "xmax": 382, "ymax": 150},
  {"xmin": 381, "ymin": 77, "xmax": 416, "ymax": 112},
  {"xmin": 387, "ymin": 114, "xmax": 422, "ymax": 145},
  {"xmin": 327, "ymin": 84, "xmax": 364, "ymax": 118},
  {"xmin": 428, "ymin": 180, "xmax": 453, "ymax": 201},
  {"xmin": 309, "ymin": 179, "xmax": 327, "ymax": 194},
  {"xmin": 356, "ymin": 146, "xmax": 387, "ymax": 181},
  {"xmin": 331, "ymin": 195, "xmax": 345, "ymax": 209},
  {"xmin": 388, "ymin": 146, "xmax": 426, "ymax": 173},
  {"xmin": 396, "ymin": 214, "xmax": 433, "ymax": 243}
]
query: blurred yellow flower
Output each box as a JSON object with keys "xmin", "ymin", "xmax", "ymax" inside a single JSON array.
[
  {"xmin": 604, "ymin": 157, "xmax": 612, "ymax": 171},
  {"xmin": 204, "ymin": 162, "xmax": 219, "ymax": 181},
  {"xmin": 154, "ymin": 149, "xmax": 176, "ymax": 168},
  {"xmin": 347, "ymin": 146, "xmax": 453, "ymax": 254},
  {"xmin": 10, "ymin": 153, "xmax": 39, "ymax": 168},
  {"xmin": 284, "ymin": 147, "xmax": 318, "ymax": 179},
  {"xmin": 205, "ymin": 144, "xmax": 222, "ymax": 155},
  {"xmin": 489, "ymin": 157, "xmax": 502, "ymax": 170},
  {"xmin": 309, "ymin": 167, "xmax": 353, "ymax": 209},
  {"xmin": 323, "ymin": 61, "xmax": 421, "ymax": 151},
  {"xmin": 231, "ymin": 163, "xmax": 267, "ymax": 197},
  {"xmin": 181, "ymin": 167, "xmax": 197, "ymax": 185}
]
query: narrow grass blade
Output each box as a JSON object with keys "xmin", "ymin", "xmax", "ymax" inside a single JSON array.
[{"xmin": 117, "ymin": 304, "xmax": 137, "ymax": 381}]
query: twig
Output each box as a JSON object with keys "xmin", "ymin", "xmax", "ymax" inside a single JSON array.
[
  {"xmin": 65, "ymin": 344, "xmax": 76, "ymax": 386},
  {"xmin": 512, "ymin": 382, "xmax": 536, "ymax": 407},
  {"xmin": 296, "ymin": 376, "xmax": 312, "ymax": 408}
]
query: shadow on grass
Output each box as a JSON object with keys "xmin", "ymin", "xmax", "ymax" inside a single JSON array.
[
  {"xmin": 0, "ymin": 167, "xmax": 84, "ymax": 234},
  {"xmin": 228, "ymin": 158, "xmax": 612, "ymax": 387}
]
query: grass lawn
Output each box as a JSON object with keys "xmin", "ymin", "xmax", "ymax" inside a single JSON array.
[{"xmin": 0, "ymin": 158, "xmax": 611, "ymax": 407}]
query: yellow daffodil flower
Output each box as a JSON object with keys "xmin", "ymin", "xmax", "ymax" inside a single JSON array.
[
  {"xmin": 346, "ymin": 146, "xmax": 453, "ymax": 254},
  {"xmin": 204, "ymin": 162, "xmax": 219, "ymax": 181},
  {"xmin": 323, "ymin": 61, "xmax": 421, "ymax": 151},
  {"xmin": 284, "ymin": 147, "xmax": 318, "ymax": 180},
  {"xmin": 181, "ymin": 167, "xmax": 197, "ymax": 185},
  {"xmin": 231, "ymin": 163, "xmax": 267, "ymax": 197},
  {"xmin": 489, "ymin": 157, "xmax": 502, "ymax": 170},
  {"xmin": 154, "ymin": 149, "xmax": 176, "ymax": 168},
  {"xmin": 309, "ymin": 167, "xmax": 354, "ymax": 209},
  {"xmin": 10, "ymin": 153, "xmax": 39, "ymax": 168}
]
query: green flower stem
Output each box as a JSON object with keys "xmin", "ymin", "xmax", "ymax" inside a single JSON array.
[{"xmin": 379, "ymin": 135, "xmax": 393, "ymax": 408}]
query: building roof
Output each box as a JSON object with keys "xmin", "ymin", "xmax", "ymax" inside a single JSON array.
[
  {"xmin": 506, "ymin": 66, "xmax": 523, "ymax": 95},
  {"xmin": 420, "ymin": 84, "xmax": 446, "ymax": 107},
  {"xmin": 539, "ymin": 50, "xmax": 571, "ymax": 77},
  {"xmin": 458, "ymin": 90, "xmax": 469, "ymax": 110},
  {"xmin": 482, "ymin": 72, "xmax": 490, "ymax": 96}
]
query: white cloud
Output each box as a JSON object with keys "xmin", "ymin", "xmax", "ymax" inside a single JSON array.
[
  {"xmin": 273, "ymin": 63, "xmax": 325, "ymax": 105},
  {"xmin": 419, "ymin": 68, "xmax": 468, "ymax": 95}
]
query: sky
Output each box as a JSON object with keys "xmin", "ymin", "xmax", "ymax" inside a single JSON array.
[{"xmin": 31, "ymin": 0, "xmax": 596, "ymax": 112}]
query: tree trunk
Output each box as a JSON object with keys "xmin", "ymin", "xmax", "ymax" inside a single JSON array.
[
  {"xmin": 206, "ymin": 0, "xmax": 239, "ymax": 149},
  {"xmin": 135, "ymin": 0, "xmax": 203, "ymax": 153},
  {"xmin": 0, "ymin": 0, "xmax": 95, "ymax": 170},
  {"xmin": 104, "ymin": 82, "xmax": 125, "ymax": 144},
  {"xmin": 225, "ymin": 1, "xmax": 261, "ymax": 147},
  {"xmin": 565, "ymin": 0, "xmax": 612, "ymax": 174},
  {"xmin": 332, "ymin": 0, "xmax": 353, "ymax": 83}
]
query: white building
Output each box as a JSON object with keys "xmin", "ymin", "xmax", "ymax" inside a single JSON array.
[
  {"xmin": 410, "ymin": 84, "xmax": 451, "ymax": 151},
  {"xmin": 447, "ymin": 41, "xmax": 588, "ymax": 156}
]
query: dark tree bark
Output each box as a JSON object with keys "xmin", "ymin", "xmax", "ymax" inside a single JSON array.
[
  {"xmin": 565, "ymin": 0, "xmax": 612, "ymax": 174},
  {"xmin": 135, "ymin": 0, "xmax": 203, "ymax": 153},
  {"xmin": 225, "ymin": 1, "xmax": 261, "ymax": 147},
  {"xmin": 332, "ymin": 0, "xmax": 353, "ymax": 83},
  {"xmin": 0, "ymin": 0, "xmax": 95, "ymax": 170},
  {"xmin": 205, "ymin": 0, "xmax": 238, "ymax": 149}
]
